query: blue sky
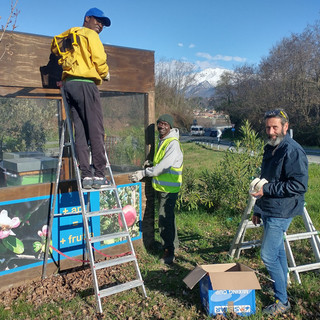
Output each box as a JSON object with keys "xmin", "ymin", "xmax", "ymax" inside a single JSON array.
[{"xmin": 1, "ymin": 0, "xmax": 319, "ymax": 71}]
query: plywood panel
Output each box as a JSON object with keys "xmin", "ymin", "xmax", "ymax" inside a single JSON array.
[{"xmin": 0, "ymin": 31, "xmax": 154, "ymax": 93}]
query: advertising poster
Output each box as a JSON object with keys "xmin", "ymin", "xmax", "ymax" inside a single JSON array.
[{"xmin": 0, "ymin": 183, "xmax": 141, "ymax": 277}]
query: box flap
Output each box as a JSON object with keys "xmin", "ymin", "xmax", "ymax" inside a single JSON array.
[
  {"xmin": 200, "ymin": 263, "xmax": 237, "ymax": 273},
  {"xmin": 183, "ymin": 265, "xmax": 207, "ymax": 289},
  {"xmin": 183, "ymin": 263, "xmax": 261, "ymax": 290},
  {"xmin": 208, "ymin": 271, "xmax": 261, "ymax": 290}
]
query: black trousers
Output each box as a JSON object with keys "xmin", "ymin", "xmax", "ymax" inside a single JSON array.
[
  {"xmin": 157, "ymin": 191, "xmax": 179, "ymax": 252},
  {"xmin": 64, "ymin": 80, "xmax": 106, "ymax": 178}
]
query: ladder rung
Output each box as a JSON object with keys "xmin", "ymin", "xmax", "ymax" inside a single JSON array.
[
  {"xmin": 90, "ymin": 232, "xmax": 129, "ymax": 244},
  {"xmin": 82, "ymin": 185, "xmax": 117, "ymax": 193},
  {"xmin": 85, "ymin": 208, "xmax": 123, "ymax": 218},
  {"xmin": 285, "ymin": 231, "xmax": 320, "ymax": 241},
  {"xmin": 289, "ymin": 262, "xmax": 320, "ymax": 273},
  {"xmin": 246, "ymin": 221, "xmax": 263, "ymax": 228},
  {"xmin": 94, "ymin": 254, "xmax": 136, "ymax": 270},
  {"xmin": 236, "ymin": 240, "xmax": 261, "ymax": 250},
  {"xmin": 99, "ymin": 280, "xmax": 144, "ymax": 298}
]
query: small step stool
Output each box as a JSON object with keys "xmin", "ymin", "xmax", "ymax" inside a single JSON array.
[
  {"xmin": 229, "ymin": 196, "xmax": 320, "ymax": 283},
  {"xmin": 42, "ymin": 86, "xmax": 147, "ymax": 313}
]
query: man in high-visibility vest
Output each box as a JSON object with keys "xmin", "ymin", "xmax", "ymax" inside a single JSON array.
[{"xmin": 130, "ymin": 114, "xmax": 183, "ymax": 265}]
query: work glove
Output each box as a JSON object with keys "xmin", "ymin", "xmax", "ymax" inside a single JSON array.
[
  {"xmin": 103, "ymin": 72, "xmax": 110, "ymax": 81},
  {"xmin": 249, "ymin": 178, "xmax": 268, "ymax": 194},
  {"xmin": 143, "ymin": 160, "xmax": 153, "ymax": 168},
  {"xmin": 130, "ymin": 170, "xmax": 145, "ymax": 182}
]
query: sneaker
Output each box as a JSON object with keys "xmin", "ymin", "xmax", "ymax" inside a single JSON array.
[
  {"xmin": 82, "ymin": 177, "xmax": 93, "ymax": 189},
  {"xmin": 263, "ymin": 299, "xmax": 291, "ymax": 316},
  {"xmin": 92, "ymin": 177, "xmax": 111, "ymax": 189},
  {"xmin": 160, "ymin": 249, "xmax": 175, "ymax": 265}
]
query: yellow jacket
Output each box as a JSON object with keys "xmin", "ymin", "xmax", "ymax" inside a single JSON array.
[{"xmin": 51, "ymin": 27, "xmax": 109, "ymax": 85}]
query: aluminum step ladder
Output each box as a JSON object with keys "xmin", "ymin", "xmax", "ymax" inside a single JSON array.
[
  {"xmin": 229, "ymin": 196, "xmax": 320, "ymax": 283},
  {"xmin": 284, "ymin": 206, "xmax": 320, "ymax": 283},
  {"xmin": 42, "ymin": 86, "xmax": 147, "ymax": 313}
]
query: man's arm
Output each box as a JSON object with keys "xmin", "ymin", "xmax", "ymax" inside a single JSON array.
[{"xmin": 87, "ymin": 30, "xmax": 109, "ymax": 79}]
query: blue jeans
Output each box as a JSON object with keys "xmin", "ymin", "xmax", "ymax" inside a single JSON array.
[{"xmin": 261, "ymin": 216, "xmax": 293, "ymax": 304}]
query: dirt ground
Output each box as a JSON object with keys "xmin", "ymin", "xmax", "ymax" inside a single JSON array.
[{"xmin": 0, "ymin": 263, "xmax": 116, "ymax": 308}]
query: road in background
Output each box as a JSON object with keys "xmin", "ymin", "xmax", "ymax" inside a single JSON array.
[{"xmin": 181, "ymin": 134, "xmax": 320, "ymax": 164}]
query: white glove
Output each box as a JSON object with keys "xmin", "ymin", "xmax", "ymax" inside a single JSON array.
[
  {"xmin": 130, "ymin": 170, "xmax": 145, "ymax": 182},
  {"xmin": 249, "ymin": 178, "xmax": 268, "ymax": 194},
  {"xmin": 143, "ymin": 160, "xmax": 153, "ymax": 168},
  {"xmin": 103, "ymin": 72, "xmax": 110, "ymax": 81}
]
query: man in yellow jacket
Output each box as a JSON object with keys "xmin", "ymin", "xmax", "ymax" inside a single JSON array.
[
  {"xmin": 52, "ymin": 8, "xmax": 110, "ymax": 189},
  {"xmin": 130, "ymin": 114, "xmax": 183, "ymax": 265}
]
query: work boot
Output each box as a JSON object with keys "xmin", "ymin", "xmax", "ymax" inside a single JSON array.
[{"xmin": 160, "ymin": 248, "xmax": 175, "ymax": 265}]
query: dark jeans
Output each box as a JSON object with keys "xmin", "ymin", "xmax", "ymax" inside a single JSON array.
[
  {"xmin": 142, "ymin": 177, "xmax": 156, "ymax": 244},
  {"xmin": 64, "ymin": 81, "xmax": 106, "ymax": 178},
  {"xmin": 158, "ymin": 191, "xmax": 179, "ymax": 252}
]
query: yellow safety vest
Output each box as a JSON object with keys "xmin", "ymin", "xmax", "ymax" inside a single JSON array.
[{"xmin": 152, "ymin": 137, "xmax": 183, "ymax": 193}]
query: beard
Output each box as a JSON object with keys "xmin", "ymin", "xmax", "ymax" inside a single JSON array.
[{"xmin": 267, "ymin": 133, "xmax": 285, "ymax": 146}]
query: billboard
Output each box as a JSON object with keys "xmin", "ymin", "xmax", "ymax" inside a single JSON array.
[{"xmin": 0, "ymin": 183, "xmax": 142, "ymax": 277}]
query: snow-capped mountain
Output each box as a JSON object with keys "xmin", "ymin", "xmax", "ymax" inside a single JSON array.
[
  {"xmin": 186, "ymin": 67, "xmax": 232, "ymax": 98},
  {"xmin": 194, "ymin": 67, "xmax": 230, "ymax": 87}
]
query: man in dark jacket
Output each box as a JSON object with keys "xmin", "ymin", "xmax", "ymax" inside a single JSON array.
[{"xmin": 251, "ymin": 109, "xmax": 308, "ymax": 316}]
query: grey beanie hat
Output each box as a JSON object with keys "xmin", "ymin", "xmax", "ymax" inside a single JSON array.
[{"xmin": 157, "ymin": 114, "xmax": 174, "ymax": 128}]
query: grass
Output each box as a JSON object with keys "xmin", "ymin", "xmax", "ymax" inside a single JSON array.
[
  {"xmin": 0, "ymin": 142, "xmax": 319, "ymax": 319},
  {"xmin": 182, "ymin": 142, "xmax": 225, "ymax": 173}
]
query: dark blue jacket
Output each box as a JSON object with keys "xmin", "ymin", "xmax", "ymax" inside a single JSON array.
[{"xmin": 254, "ymin": 134, "xmax": 308, "ymax": 218}]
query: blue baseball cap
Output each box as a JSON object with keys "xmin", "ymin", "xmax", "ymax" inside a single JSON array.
[{"xmin": 84, "ymin": 8, "xmax": 111, "ymax": 27}]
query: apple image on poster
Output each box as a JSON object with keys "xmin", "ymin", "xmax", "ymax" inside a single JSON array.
[{"xmin": 118, "ymin": 204, "xmax": 137, "ymax": 228}]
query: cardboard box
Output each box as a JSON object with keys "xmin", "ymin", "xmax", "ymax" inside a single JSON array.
[{"xmin": 183, "ymin": 263, "xmax": 261, "ymax": 316}]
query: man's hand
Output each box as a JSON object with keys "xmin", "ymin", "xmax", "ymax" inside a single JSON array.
[
  {"xmin": 249, "ymin": 178, "xmax": 268, "ymax": 198},
  {"xmin": 251, "ymin": 188, "xmax": 264, "ymax": 199},
  {"xmin": 252, "ymin": 215, "xmax": 261, "ymax": 226},
  {"xmin": 129, "ymin": 170, "xmax": 145, "ymax": 182}
]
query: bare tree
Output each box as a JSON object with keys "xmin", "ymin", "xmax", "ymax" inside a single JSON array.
[
  {"xmin": 213, "ymin": 20, "xmax": 320, "ymax": 145},
  {"xmin": 155, "ymin": 59, "xmax": 197, "ymax": 129},
  {"xmin": 0, "ymin": 0, "xmax": 19, "ymax": 61}
]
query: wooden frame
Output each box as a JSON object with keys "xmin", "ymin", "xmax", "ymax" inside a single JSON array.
[{"xmin": 0, "ymin": 31, "xmax": 155, "ymax": 289}]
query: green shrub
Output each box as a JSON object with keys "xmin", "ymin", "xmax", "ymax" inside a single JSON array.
[{"xmin": 178, "ymin": 120, "xmax": 264, "ymax": 215}]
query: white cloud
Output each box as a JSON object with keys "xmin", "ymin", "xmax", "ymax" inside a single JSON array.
[
  {"xmin": 196, "ymin": 52, "xmax": 246, "ymax": 63},
  {"xmin": 178, "ymin": 43, "xmax": 183, "ymax": 47},
  {"xmin": 195, "ymin": 60, "xmax": 220, "ymax": 70},
  {"xmin": 196, "ymin": 52, "xmax": 213, "ymax": 60},
  {"xmin": 189, "ymin": 43, "xmax": 195, "ymax": 49}
]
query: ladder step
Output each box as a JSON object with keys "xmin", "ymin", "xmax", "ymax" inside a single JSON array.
[
  {"xmin": 90, "ymin": 231, "xmax": 129, "ymax": 244},
  {"xmin": 82, "ymin": 185, "xmax": 117, "ymax": 193},
  {"xmin": 85, "ymin": 208, "xmax": 123, "ymax": 218},
  {"xmin": 289, "ymin": 262, "xmax": 320, "ymax": 273},
  {"xmin": 94, "ymin": 254, "xmax": 136, "ymax": 270},
  {"xmin": 99, "ymin": 280, "xmax": 144, "ymax": 298},
  {"xmin": 246, "ymin": 221, "xmax": 263, "ymax": 228},
  {"xmin": 285, "ymin": 231, "xmax": 320, "ymax": 241},
  {"xmin": 236, "ymin": 240, "xmax": 261, "ymax": 250}
]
